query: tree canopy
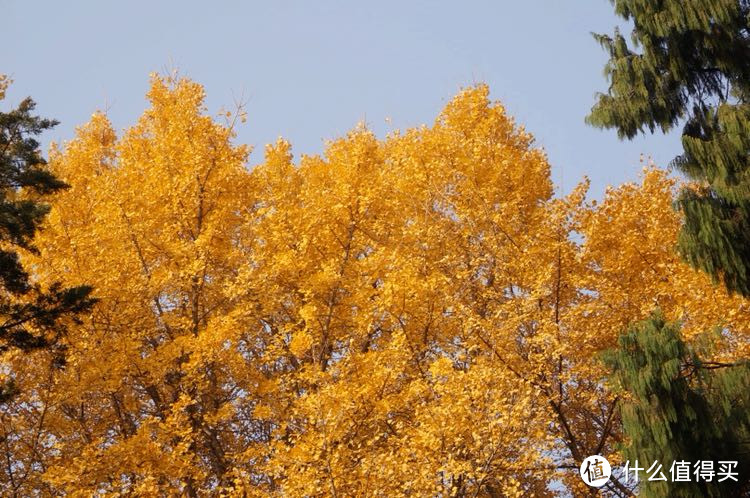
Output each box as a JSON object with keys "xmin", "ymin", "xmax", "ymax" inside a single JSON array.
[
  {"xmin": 588, "ymin": 0, "xmax": 750, "ymax": 296},
  {"xmin": 1, "ymin": 74, "xmax": 748, "ymax": 496},
  {"xmin": 0, "ymin": 76, "xmax": 94, "ymax": 403},
  {"xmin": 604, "ymin": 312, "xmax": 750, "ymax": 497}
]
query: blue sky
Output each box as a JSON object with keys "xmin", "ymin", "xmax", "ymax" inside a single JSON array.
[{"xmin": 2, "ymin": 0, "xmax": 682, "ymax": 198}]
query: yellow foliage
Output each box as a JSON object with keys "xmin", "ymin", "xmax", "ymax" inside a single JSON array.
[
  {"xmin": 1, "ymin": 76, "xmax": 748, "ymax": 496},
  {"xmin": 0, "ymin": 74, "xmax": 9, "ymax": 101}
]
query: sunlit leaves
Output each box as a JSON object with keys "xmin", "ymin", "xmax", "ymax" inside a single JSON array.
[{"xmin": 1, "ymin": 76, "xmax": 749, "ymax": 496}]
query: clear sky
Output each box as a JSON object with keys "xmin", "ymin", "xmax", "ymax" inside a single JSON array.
[{"xmin": 3, "ymin": 0, "xmax": 682, "ymax": 199}]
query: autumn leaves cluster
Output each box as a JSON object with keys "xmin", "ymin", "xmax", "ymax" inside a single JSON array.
[{"xmin": 1, "ymin": 74, "xmax": 748, "ymax": 496}]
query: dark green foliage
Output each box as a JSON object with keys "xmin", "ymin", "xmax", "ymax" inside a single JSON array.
[
  {"xmin": 0, "ymin": 92, "xmax": 95, "ymax": 385},
  {"xmin": 588, "ymin": 0, "xmax": 750, "ymax": 295},
  {"xmin": 604, "ymin": 313, "xmax": 750, "ymax": 497}
]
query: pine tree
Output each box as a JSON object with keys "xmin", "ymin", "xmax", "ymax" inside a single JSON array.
[
  {"xmin": 603, "ymin": 312, "xmax": 750, "ymax": 497},
  {"xmin": 0, "ymin": 77, "xmax": 94, "ymax": 402},
  {"xmin": 588, "ymin": 0, "xmax": 750, "ymax": 296}
]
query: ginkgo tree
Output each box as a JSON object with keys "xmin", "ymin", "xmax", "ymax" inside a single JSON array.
[{"xmin": 1, "ymin": 74, "xmax": 748, "ymax": 496}]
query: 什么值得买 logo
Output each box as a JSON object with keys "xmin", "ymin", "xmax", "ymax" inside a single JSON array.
[{"xmin": 580, "ymin": 455, "xmax": 611, "ymax": 487}]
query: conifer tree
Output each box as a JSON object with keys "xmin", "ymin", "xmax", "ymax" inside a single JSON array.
[
  {"xmin": 604, "ymin": 313, "xmax": 750, "ymax": 497},
  {"xmin": 0, "ymin": 77, "xmax": 94, "ymax": 402},
  {"xmin": 588, "ymin": 0, "xmax": 750, "ymax": 296}
]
